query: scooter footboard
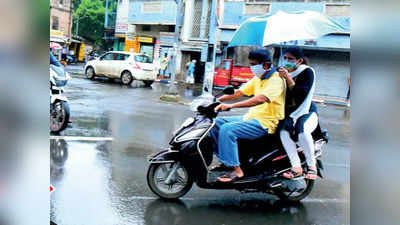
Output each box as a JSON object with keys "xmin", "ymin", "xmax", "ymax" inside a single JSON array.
[{"xmin": 147, "ymin": 149, "xmax": 180, "ymax": 164}]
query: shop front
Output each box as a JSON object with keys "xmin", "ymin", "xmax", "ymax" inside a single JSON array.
[
  {"xmin": 138, "ymin": 36, "xmax": 154, "ymax": 63},
  {"xmin": 50, "ymin": 29, "xmax": 66, "ymax": 60}
]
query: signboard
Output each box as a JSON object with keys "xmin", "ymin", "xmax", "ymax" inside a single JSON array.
[
  {"xmin": 50, "ymin": 29, "xmax": 64, "ymax": 38},
  {"xmin": 159, "ymin": 32, "xmax": 175, "ymax": 46},
  {"xmin": 138, "ymin": 36, "xmax": 154, "ymax": 43},
  {"xmin": 127, "ymin": 24, "xmax": 136, "ymax": 40},
  {"xmin": 115, "ymin": 0, "xmax": 129, "ymax": 35}
]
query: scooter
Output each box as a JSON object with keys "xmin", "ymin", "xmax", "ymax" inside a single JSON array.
[
  {"xmin": 50, "ymin": 64, "xmax": 71, "ymax": 133},
  {"xmin": 147, "ymin": 87, "xmax": 329, "ymax": 202}
]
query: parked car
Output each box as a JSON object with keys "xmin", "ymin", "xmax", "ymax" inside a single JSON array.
[{"xmin": 84, "ymin": 51, "xmax": 156, "ymax": 86}]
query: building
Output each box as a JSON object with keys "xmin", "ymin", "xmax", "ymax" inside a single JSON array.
[
  {"xmin": 113, "ymin": 0, "xmax": 351, "ymax": 97},
  {"xmin": 50, "ymin": 0, "xmax": 73, "ymax": 59}
]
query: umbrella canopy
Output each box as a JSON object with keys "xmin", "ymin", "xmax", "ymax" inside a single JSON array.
[
  {"xmin": 50, "ymin": 42, "xmax": 62, "ymax": 50},
  {"xmin": 228, "ymin": 10, "xmax": 347, "ymax": 47}
]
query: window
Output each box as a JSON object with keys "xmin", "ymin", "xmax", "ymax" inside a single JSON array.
[
  {"xmin": 59, "ymin": 0, "xmax": 64, "ymax": 5},
  {"xmin": 116, "ymin": 53, "xmax": 130, "ymax": 60},
  {"xmin": 52, "ymin": 16, "xmax": 59, "ymax": 30},
  {"xmin": 100, "ymin": 53, "xmax": 117, "ymax": 61},
  {"xmin": 168, "ymin": 25, "xmax": 175, "ymax": 32},
  {"xmin": 134, "ymin": 55, "xmax": 151, "ymax": 63},
  {"xmin": 222, "ymin": 60, "xmax": 231, "ymax": 70},
  {"xmin": 142, "ymin": 25, "xmax": 151, "ymax": 32},
  {"xmin": 142, "ymin": 2, "xmax": 162, "ymax": 14},
  {"xmin": 244, "ymin": 3, "xmax": 270, "ymax": 15}
]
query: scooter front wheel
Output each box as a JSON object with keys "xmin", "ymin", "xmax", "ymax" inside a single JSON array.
[
  {"xmin": 50, "ymin": 101, "xmax": 70, "ymax": 133},
  {"xmin": 147, "ymin": 162, "xmax": 193, "ymax": 199}
]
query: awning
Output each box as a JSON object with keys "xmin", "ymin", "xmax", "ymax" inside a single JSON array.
[
  {"xmin": 70, "ymin": 39, "xmax": 82, "ymax": 43},
  {"xmin": 50, "ymin": 36, "xmax": 65, "ymax": 43}
]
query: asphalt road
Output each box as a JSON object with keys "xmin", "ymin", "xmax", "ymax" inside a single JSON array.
[{"xmin": 50, "ymin": 71, "xmax": 350, "ymax": 225}]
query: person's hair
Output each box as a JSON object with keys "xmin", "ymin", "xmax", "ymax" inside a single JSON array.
[
  {"xmin": 164, "ymin": 53, "xmax": 167, "ymax": 57},
  {"xmin": 284, "ymin": 46, "xmax": 309, "ymax": 65},
  {"xmin": 248, "ymin": 49, "xmax": 271, "ymax": 65}
]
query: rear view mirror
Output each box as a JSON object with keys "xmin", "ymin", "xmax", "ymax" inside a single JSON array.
[{"xmin": 223, "ymin": 85, "xmax": 235, "ymax": 95}]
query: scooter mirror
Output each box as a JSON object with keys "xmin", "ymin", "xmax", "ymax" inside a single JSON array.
[{"xmin": 223, "ymin": 85, "xmax": 235, "ymax": 95}]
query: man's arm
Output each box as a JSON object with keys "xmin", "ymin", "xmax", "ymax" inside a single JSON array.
[
  {"xmin": 218, "ymin": 89, "xmax": 244, "ymax": 102},
  {"xmin": 215, "ymin": 94, "xmax": 269, "ymax": 112}
]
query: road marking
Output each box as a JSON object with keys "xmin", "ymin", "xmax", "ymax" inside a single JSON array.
[
  {"xmin": 49, "ymin": 136, "xmax": 114, "ymax": 141},
  {"xmin": 126, "ymin": 196, "xmax": 347, "ymax": 203}
]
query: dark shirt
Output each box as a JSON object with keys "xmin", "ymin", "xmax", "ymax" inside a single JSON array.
[{"xmin": 285, "ymin": 68, "xmax": 317, "ymax": 116}]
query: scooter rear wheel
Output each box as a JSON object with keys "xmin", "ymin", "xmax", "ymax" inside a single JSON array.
[
  {"xmin": 276, "ymin": 179, "xmax": 315, "ymax": 202},
  {"xmin": 147, "ymin": 162, "xmax": 193, "ymax": 199}
]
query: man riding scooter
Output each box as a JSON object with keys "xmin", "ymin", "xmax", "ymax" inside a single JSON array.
[{"xmin": 210, "ymin": 49, "xmax": 286, "ymax": 183}]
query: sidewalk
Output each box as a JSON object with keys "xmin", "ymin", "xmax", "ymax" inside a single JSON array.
[{"xmin": 157, "ymin": 79, "xmax": 350, "ymax": 108}]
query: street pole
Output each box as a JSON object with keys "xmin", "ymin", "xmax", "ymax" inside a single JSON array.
[
  {"xmin": 105, "ymin": 0, "xmax": 109, "ymax": 28},
  {"xmin": 75, "ymin": 18, "xmax": 79, "ymax": 37},
  {"xmin": 166, "ymin": 0, "xmax": 184, "ymax": 95},
  {"xmin": 201, "ymin": 0, "xmax": 217, "ymax": 96}
]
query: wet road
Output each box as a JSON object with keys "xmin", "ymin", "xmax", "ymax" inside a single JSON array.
[{"xmin": 50, "ymin": 72, "xmax": 350, "ymax": 225}]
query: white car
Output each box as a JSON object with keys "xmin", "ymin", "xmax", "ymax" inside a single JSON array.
[{"xmin": 84, "ymin": 51, "xmax": 156, "ymax": 86}]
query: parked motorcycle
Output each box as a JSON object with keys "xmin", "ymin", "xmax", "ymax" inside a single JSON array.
[
  {"xmin": 66, "ymin": 55, "xmax": 77, "ymax": 64},
  {"xmin": 147, "ymin": 86, "xmax": 329, "ymax": 202},
  {"xmin": 50, "ymin": 64, "xmax": 71, "ymax": 133}
]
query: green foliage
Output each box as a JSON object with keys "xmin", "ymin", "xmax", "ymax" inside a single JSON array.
[{"xmin": 72, "ymin": 0, "xmax": 107, "ymax": 47}]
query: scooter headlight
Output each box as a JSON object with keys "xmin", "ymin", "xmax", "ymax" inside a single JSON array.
[{"xmin": 175, "ymin": 128, "xmax": 207, "ymax": 142}]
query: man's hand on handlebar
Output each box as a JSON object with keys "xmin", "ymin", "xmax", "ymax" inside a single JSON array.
[{"xmin": 214, "ymin": 103, "xmax": 233, "ymax": 112}]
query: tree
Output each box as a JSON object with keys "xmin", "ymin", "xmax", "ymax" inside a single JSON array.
[{"xmin": 72, "ymin": 0, "xmax": 106, "ymax": 47}]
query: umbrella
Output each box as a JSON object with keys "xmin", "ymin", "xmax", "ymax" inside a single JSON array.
[
  {"xmin": 228, "ymin": 10, "xmax": 347, "ymax": 47},
  {"xmin": 50, "ymin": 42, "xmax": 62, "ymax": 50}
]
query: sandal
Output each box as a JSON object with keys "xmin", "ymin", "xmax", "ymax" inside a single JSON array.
[
  {"xmin": 209, "ymin": 163, "xmax": 232, "ymax": 172},
  {"xmin": 282, "ymin": 168, "xmax": 303, "ymax": 179},
  {"xmin": 217, "ymin": 171, "xmax": 244, "ymax": 183},
  {"xmin": 305, "ymin": 167, "xmax": 317, "ymax": 180}
]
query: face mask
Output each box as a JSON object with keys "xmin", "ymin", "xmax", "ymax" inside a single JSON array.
[
  {"xmin": 283, "ymin": 60, "xmax": 298, "ymax": 70},
  {"xmin": 250, "ymin": 64, "xmax": 267, "ymax": 78}
]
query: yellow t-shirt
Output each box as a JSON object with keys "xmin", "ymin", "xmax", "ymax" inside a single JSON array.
[{"xmin": 239, "ymin": 72, "xmax": 286, "ymax": 134}]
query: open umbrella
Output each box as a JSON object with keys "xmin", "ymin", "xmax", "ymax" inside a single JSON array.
[
  {"xmin": 228, "ymin": 10, "xmax": 347, "ymax": 47},
  {"xmin": 50, "ymin": 42, "xmax": 62, "ymax": 50}
]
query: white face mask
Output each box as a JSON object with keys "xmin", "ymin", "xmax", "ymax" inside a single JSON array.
[{"xmin": 250, "ymin": 64, "xmax": 267, "ymax": 78}]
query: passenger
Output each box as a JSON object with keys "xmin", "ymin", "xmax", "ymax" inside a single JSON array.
[
  {"xmin": 209, "ymin": 49, "xmax": 286, "ymax": 183},
  {"xmin": 278, "ymin": 47, "xmax": 319, "ymax": 180}
]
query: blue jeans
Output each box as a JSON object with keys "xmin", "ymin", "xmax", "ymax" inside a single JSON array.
[{"xmin": 209, "ymin": 116, "xmax": 269, "ymax": 167}]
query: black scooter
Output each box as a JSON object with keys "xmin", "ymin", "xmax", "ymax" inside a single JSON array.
[{"xmin": 147, "ymin": 87, "xmax": 328, "ymax": 202}]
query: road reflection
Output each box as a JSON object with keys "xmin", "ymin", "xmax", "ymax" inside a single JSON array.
[{"xmin": 144, "ymin": 199, "xmax": 312, "ymax": 225}]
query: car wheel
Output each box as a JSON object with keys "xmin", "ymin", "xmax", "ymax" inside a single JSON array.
[
  {"xmin": 121, "ymin": 71, "xmax": 134, "ymax": 85},
  {"xmin": 85, "ymin": 66, "xmax": 96, "ymax": 80}
]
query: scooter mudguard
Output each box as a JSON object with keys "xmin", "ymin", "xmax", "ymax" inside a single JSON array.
[
  {"xmin": 317, "ymin": 159, "xmax": 324, "ymax": 178},
  {"xmin": 147, "ymin": 149, "xmax": 180, "ymax": 164},
  {"xmin": 51, "ymin": 95, "xmax": 68, "ymax": 104}
]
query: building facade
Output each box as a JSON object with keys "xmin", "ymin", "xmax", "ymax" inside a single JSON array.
[{"xmin": 50, "ymin": 0, "xmax": 73, "ymax": 43}]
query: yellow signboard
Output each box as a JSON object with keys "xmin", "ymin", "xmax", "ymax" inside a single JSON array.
[
  {"xmin": 50, "ymin": 29, "xmax": 64, "ymax": 38},
  {"xmin": 138, "ymin": 36, "xmax": 153, "ymax": 43}
]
